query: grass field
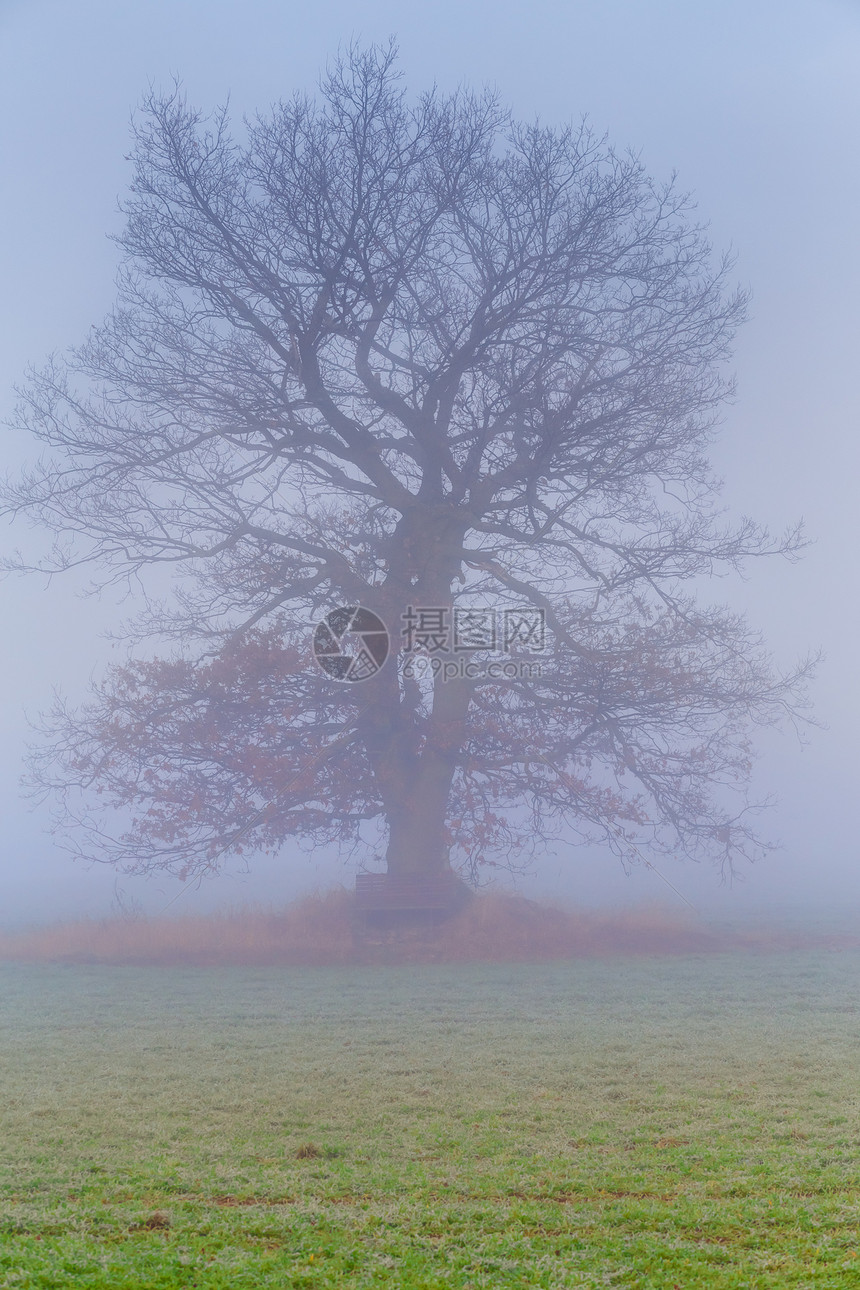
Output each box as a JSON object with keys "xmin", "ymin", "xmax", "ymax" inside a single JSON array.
[{"xmin": 2, "ymin": 951, "xmax": 860, "ymax": 1287}]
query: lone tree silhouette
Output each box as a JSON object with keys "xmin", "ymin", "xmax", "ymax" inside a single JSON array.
[{"xmin": 4, "ymin": 44, "xmax": 812, "ymax": 888}]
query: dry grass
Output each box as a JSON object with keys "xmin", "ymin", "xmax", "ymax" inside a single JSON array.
[
  {"xmin": 0, "ymin": 886, "xmax": 850, "ymax": 966},
  {"xmin": 131, "ymin": 1211, "xmax": 172, "ymax": 1232},
  {"xmin": 0, "ymin": 887, "xmax": 356, "ymax": 967}
]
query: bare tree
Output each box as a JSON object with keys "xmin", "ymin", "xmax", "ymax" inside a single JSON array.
[{"xmin": 3, "ymin": 43, "xmax": 813, "ymax": 886}]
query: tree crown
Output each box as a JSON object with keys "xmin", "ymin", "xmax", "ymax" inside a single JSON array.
[{"xmin": 3, "ymin": 44, "xmax": 813, "ymax": 882}]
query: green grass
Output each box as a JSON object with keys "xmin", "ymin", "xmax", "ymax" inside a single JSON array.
[{"xmin": 2, "ymin": 952, "xmax": 860, "ymax": 1286}]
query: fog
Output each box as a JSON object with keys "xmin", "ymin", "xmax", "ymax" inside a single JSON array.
[{"xmin": 1, "ymin": 0, "xmax": 859, "ymax": 933}]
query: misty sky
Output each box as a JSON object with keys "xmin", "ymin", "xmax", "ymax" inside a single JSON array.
[{"xmin": 1, "ymin": 0, "xmax": 859, "ymax": 928}]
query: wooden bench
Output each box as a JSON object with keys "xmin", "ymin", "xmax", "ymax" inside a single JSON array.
[{"xmin": 355, "ymin": 872, "xmax": 467, "ymax": 925}]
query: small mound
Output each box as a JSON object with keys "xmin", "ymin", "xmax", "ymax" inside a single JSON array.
[
  {"xmin": 434, "ymin": 892, "xmax": 719, "ymax": 960},
  {"xmin": 0, "ymin": 887, "xmax": 851, "ymax": 966}
]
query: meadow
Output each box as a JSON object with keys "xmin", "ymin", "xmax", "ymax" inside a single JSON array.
[{"xmin": 2, "ymin": 949, "xmax": 860, "ymax": 1287}]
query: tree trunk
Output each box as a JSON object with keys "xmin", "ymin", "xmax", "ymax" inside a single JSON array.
[
  {"xmin": 383, "ymin": 755, "xmax": 455, "ymax": 878},
  {"xmin": 370, "ymin": 517, "xmax": 473, "ymax": 884},
  {"xmin": 382, "ymin": 672, "xmax": 471, "ymax": 886}
]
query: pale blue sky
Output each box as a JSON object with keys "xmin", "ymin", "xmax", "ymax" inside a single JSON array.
[{"xmin": 1, "ymin": 0, "xmax": 859, "ymax": 926}]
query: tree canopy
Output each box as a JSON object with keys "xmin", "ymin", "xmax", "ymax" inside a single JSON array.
[{"xmin": 3, "ymin": 43, "xmax": 813, "ymax": 883}]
